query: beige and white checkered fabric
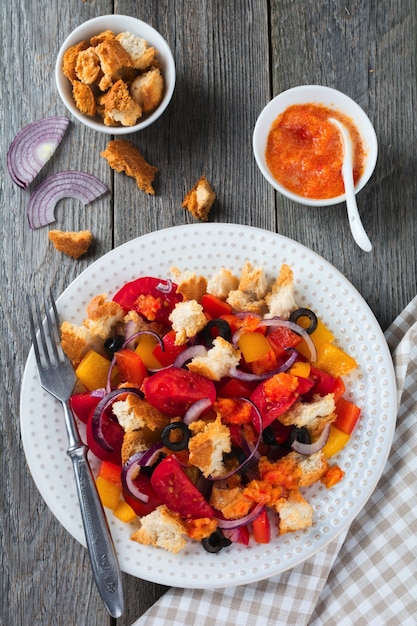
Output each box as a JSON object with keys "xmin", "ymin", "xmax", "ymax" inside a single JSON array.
[{"xmin": 134, "ymin": 298, "xmax": 417, "ymax": 626}]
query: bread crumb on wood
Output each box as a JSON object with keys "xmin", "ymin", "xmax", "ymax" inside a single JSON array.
[
  {"xmin": 101, "ymin": 139, "xmax": 157, "ymax": 194},
  {"xmin": 182, "ymin": 176, "xmax": 216, "ymax": 221},
  {"xmin": 48, "ymin": 230, "xmax": 93, "ymax": 258}
]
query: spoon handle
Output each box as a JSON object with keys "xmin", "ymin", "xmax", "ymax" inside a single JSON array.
[{"xmin": 329, "ymin": 118, "xmax": 372, "ymax": 252}]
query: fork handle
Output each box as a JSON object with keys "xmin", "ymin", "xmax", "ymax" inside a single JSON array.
[{"xmin": 64, "ymin": 402, "xmax": 124, "ymax": 618}]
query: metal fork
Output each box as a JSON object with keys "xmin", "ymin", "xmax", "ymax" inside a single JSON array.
[{"xmin": 27, "ymin": 291, "xmax": 124, "ymax": 618}]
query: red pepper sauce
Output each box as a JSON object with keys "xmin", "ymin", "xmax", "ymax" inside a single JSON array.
[{"xmin": 265, "ymin": 103, "xmax": 366, "ymax": 199}]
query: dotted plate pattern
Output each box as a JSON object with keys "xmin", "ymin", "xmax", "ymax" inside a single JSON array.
[{"xmin": 20, "ymin": 224, "xmax": 397, "ymax": 589}]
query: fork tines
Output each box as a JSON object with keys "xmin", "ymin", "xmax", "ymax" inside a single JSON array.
[{"xmin": 27, "ymin": 290, "xmax": 65, "ymax": 369}]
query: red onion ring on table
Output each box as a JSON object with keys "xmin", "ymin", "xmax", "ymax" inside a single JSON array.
[
  {"xmin": 26, "ymin": 171, "xmax": 108, "ymax": 229},
  {"xmin": 291, "ymin": 422, "xmax": 331, "ymax": 454},
  {"xmin": 260, "ymin": 318, "xmax": 317, "ymax": 362},
  {"xmin": 228, "ymin": 348, "xmax": 298, "ymax": 382},
  {"xmin": 7, "ymin": 116, "xmax": 70, "ymax": 189},
  {"xmin": 92, "ymin": 387, "xmax": 142, "ymax": 452},
  {"xmin": 215, "ymin": 502, "xmax": 265, "ymax": 530}
]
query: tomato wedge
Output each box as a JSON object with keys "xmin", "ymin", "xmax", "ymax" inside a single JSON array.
[
  {"xmin": 250, "ymin": 372, "xmax": 299, "ymax": 431},
  {"xmin": 112, "ymin": 276, "xmax": 183, "ymax": 325},
  {"xmin": 70, "ymin": 391, "xmax": 103, "ymax": 424},
  {"xmin": 152, "ymin": 329, "xmax": 188, "ymax": 367},
  {"xmin": 142, "ymin": 367, "xmax": 216, "ymax": 417},
  {"xmin": 252, "ymin": 509, "xmax": 271, "ymax": 543},
  {"xmin": 150, "ymin": 455, "xmax": 215, "ymax": 519}
]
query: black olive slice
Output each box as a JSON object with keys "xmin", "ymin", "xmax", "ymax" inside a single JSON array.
[
  {"xmin": 104, "ymin": 334, "xmax": 125, "ymax": 359},
  {"xmin": 201, "ymin": 318, "xmax": 232, "ymax": 348},
  {"xmin": 201, "ymin": 530, "xmax": 232, "ymax": 553},
  {"xmin": 289, "ymin": 308, "xmax": 318, "ymax": 334},
  {"xmin": 161, "ymin": 422, "xmax": 191, "ymax": 451}
]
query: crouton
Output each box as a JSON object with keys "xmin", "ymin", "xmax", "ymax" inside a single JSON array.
[
  {"xmin": 95, "ymin": 38, "xmax": 133, "ymax": 90},
  {"xmin": 182, "ymin": 176, "xmax": 216, "ymax": 221},
  {"xmin": 287, "ymin": 451, "xmax": 329, "ymax": 487},
  {"xmin": 184, "ymin": 517, "xmax": 218, "ymax": 540},
  {"xmin": 275, "ymin": 490, "xmax": 313, "ymax": 534},
  {"xmin": 278, "ymin": 393, "xmax": 336, "ymax": 439},
  {"xmin": 116, "ymin": 32, "xmax": 157, "ymax": 70},
  {"xmin": 98, "ymin": 79, "xmax": 142, "ymax": 127},
  {"xmin": 169, "ymin": 267, "xmax": 207, "ymax": 302},
  {"xmin": 206, "ymin": 268, "xmax": 239, "ymax": 300},
  {"xmin": 121, "ymin": 430, "xmax": 149, "ymax": 465},
  {"xmin": 187, "ymin": 336, "xmax": 241, "ymax": 381},
  {"xmin": 62, "ymin": 40, "xmax": 89, "ymax": 82},
  {"xmin": 101, "ymin": 139, "xmax": 157, "ymax": 195},
  {"xmin": 209, "ymin": 484, "xmax": 253, "ymax": 519},
  {"xmin": 60, "ymin": 321, "xmax": 95, "ymax": 368},
  {"xmin": 112, "ymin": 394, "xmax": 169, "ymax": 432},
  {"xmin": 48, "ymin": 230, "xmax": 93, "ymax": 259},
  {"xmin": 168, "ymin": 300, "xmax": 207, "ymax": 345},
  {"xmin": 90, "ymin": 30, "xmax": 116, "ymax": 46},
  {"xmin": 226, "ymin": 262, "xmax": 269, "ymax": 313},
  {"xmin": 84, "ymin": 294, "xmax": 125, "ymax": 339},
  {"xmin": 188, "ymin": 413, "xmax": 231, "ymax": 478},
  {"xmin": 238, "ymin": 262, "xmax": 268, "ymax": 300},
  {"xmin": 130, "ymin": 67, "xmax": 164, "ymax": 114},
  {"xmin": 72, "ymin": 81, "xmax": 97, "ymax": 116},
  {"xmin": 130, "ymin": 505, "xmax": 187, "ymax": 554},
  {"xmin": 123, "ymin": 310, "xmax": 167, "ymax": 343},
  {"xmin": 265, "ymin": 264, "xmax": 298, "ymax": 319},
  {"xmin": 75, "ymin": 46, "xmax": 101, "ymax": 84}
]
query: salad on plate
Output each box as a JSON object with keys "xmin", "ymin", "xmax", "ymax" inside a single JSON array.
[{"xmin": 60, "ymin": 261, "xmax": 361, "ymax": 554}]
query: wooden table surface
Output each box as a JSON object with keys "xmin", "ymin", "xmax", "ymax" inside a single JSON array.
[{"xmin": 1, "ymin": 1, "xmax": 416, "ymax": 624}]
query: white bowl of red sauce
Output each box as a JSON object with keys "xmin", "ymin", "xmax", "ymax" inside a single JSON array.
[{"xmin": 253, "ymin": 85, "xmax": 378, "ymax": 206}]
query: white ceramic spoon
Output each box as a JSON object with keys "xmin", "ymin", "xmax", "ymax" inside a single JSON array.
[{"xmin": 329, "ymin": 118, "xmax": 372, "ymax": 252}]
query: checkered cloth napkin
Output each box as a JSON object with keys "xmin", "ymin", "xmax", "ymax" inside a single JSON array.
[{"xmin": 134, "ymin": 298, "xmax": 417, "ymax": 626}]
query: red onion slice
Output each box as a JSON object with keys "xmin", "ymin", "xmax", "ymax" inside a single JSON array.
[
  {"xmin": 228, "ymin": 348, "xmax": 298, "ymax": 382},
  {"xmin": 92, "ymin": 387, "xmax": 142, "ymax": 452},
  {"xmin": 156, "ymin": 279, "xmax": 173, "ymax": 293},
  {"xmin": 7, "ymin": 116, "xmax": 70, "ymax": 189},
  {"xmin": 183, "ymin": 397, "xmax": 213, "ymax": 425},
  {"xmin": 216, "ymin": 502, "xmax": 265, "ymax": 530},
  {"xmin": 27, "ymin": 171, "xmax": 108, "ymax": 229},
  {"xmin": 121, "ymin": 452, "xmax": 150, "ymax": 503},
  {"xmin": 291, "ymin": 422, "xmax": 331, "ymax": 454},
  {"xmin": 173, "ymin": 345, "xmax": 207, "ymax": 368}
]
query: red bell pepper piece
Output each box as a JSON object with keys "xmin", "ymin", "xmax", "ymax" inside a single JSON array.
[
  {"xmin": 152, "ymin": 329, "xmax": 187, "ymax": 367},
  {"xmin": 266, "ymin": 325, "xmax": 303, "ymax": 357},
  {"xmin": 333, "ymin": 397, "xmax": 361, "ymax": 435},
  {"xmin": 252, "ymin": 509, "xmax": 271, "ymax": 544},
  {"xmin": 201, "ymin": 293, "xmax": 232, "ymax": 318},
  {"xmin": 114, "ymin": 348, "xmax": 147, "ymax": 388},
  {"xmin": 150, "ymin": 455, "xmax": 215, "ymax": 519}
]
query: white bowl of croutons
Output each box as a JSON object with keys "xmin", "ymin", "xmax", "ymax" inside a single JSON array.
[{"xmin": 55, "ymin": 15, "xmax": 176, "ymax": 134}]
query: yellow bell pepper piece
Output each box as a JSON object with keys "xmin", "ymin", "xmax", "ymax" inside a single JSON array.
[
  {"xmin": 96, "ymin": 476, "xmax": 122, "ymax": 510},
  {"xmin": 322, "ymin": 424, "xmax": 350, "ymax": 458},
  {"xmin": 113, "ymin": 500, "xmax": 137, "ymax": 523},
  {"xmin": 238, "ymin": 332, "xmax": 271, "ymax": 363},
  {"xmin": 75, "ymin": 349, "xmax": 116, "ymax": 391},
  {"xmin": 297, "ymin": 318, "xmax": 335, "ymax": 359},
  {"xmin": 315, "ymin": 343, "xmax": 357, "ymax": 377},
  {"xmin": 288, "ymin": 361, "xmax": 311, "ymax": 379},
  {"xmin": 135, "ymin": 334, "xmax": 163, "ymax": 370}
]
